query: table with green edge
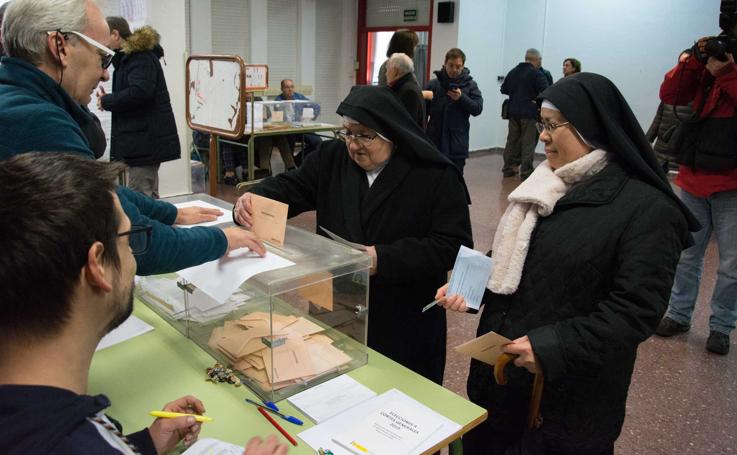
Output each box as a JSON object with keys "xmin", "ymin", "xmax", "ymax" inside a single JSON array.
[{"xmin": 89, "ymin": 302, "xmax": 487, "ymax": 454}]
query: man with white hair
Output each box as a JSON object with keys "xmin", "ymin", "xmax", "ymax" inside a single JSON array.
[
  {"xmin": 0, "ymin": 0, "xmax": 266, "ymax": 276},
  {"xmin": 386, "ymin": 52, "xmax": 426, "ymax": 128},
  {"xmin": 501, "ymin": 48, "xmax": 549, "ymax": 180}
]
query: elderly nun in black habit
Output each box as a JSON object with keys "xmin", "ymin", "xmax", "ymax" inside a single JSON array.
[
  {"xmin": 438, "ymin": 73, "xmax": 699, "ymax": 454},
  {"xmin": 234, "ymin": 85, "xmax": 473, "ymax": 384}
]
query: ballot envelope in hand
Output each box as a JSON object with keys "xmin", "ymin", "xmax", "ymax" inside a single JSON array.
[{"xmin": 446, "ymin": 245, "xmax": 494, "ymax": 310}]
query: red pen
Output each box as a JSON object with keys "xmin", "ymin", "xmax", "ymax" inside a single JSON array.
[{"xmin": 258, "ymin": 406, "xmax": 298, "ymax": 446}]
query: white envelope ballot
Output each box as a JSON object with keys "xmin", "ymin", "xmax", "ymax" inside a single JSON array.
[{"xmin": 447, "ymin": 246, "xmax": 494, "ymax": 310}]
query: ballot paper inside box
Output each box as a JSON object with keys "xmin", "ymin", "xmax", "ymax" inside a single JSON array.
[{"xmin": 135, "ymin": 194, "xmax": 372, "ymax": 401}]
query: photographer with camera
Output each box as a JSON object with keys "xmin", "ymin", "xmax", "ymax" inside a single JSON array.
[
  {"xmin": 426, "ymin": 48, "xmax": 484, "ymax": 175},
  {"xmin": 655, "ymin": 2, "xmax": 737, "ymax": 355}
]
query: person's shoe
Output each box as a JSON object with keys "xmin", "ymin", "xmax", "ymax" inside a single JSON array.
[
  {"xmin": 706, "ymin": 331, "xmax": 730, "ymax": 355},
  {"xmin": 655, "ymin": 317, "xmax": 691, "ymax": 337}
]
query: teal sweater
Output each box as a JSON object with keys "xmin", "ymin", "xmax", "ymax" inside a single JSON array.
[{"xmin": 0, "ymin": 57, "xmax": 227, "ymax": 275}]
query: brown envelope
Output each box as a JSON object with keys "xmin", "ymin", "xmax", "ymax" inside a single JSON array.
[
  {"xmin": 298, "ymin": 271, "xmax": 334, "ymax": 311},
  {"xmin": 282, "ymin": 316, "xmax": 325, "ymax": 337},
  {"xmin": 261, "ymin": 337, "xmax": 316, "ymax": 383},
  {"xmin": 250, "ymin": 194, "xmax": 289, "ymax": 246},
  {"xmin": 454, "ymin": 330, "xmax": 512, "ymax": 366}
]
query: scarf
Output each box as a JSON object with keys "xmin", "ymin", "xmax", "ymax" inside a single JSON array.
[{"xmin": 488, "ymin": 149, "xmax": 610, "ymax": 294}]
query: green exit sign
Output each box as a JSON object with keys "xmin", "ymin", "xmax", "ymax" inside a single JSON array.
[{"xmin": 403, "ymin": 9, "xmax": 417, "ymax": 22}]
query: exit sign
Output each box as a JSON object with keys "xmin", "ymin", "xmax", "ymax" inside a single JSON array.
[{"xmin": 403, "ymin": 9, "xmax": 417, "ymax": 22}]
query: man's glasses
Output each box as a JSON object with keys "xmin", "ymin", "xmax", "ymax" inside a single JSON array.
[
  {"xmin": 118, "ymin": 224, "xmax": 152, "ymax": 255},
  {"xmin": 50, "ymin": 30, "xmax": 115, "ymax": 69},
  {"xmin": 337, "ymin": 130, "xmax": 378, "ymax": 147},
  {"xmin": 535, "ymin": 121, "xmax": 570, "ymax": 134}
]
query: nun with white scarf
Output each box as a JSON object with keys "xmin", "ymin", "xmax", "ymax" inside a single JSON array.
[{"xmin": 437, "ymin": 73, "xmax": 699, "ymax": 454}]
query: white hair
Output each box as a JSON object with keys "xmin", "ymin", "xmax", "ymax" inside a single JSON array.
[
  {"xmin": 387, "ymin": 52, "xmax": 414, "ymax": 77},
  {"xmin": 2, "ymin": 0, "xmax": 90, "ymax": 65},
  {"xmin": 525, "ymin": 48, "xmax": 541, "ymax": 61}
]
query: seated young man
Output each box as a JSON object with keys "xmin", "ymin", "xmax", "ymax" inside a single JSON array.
[{"xmin": 0, "ymin": 153, "xmax": 287, "ymax": 455}]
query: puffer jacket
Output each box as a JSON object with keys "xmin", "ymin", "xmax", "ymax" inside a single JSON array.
[
  {"xmin": 645, "ymin": 102, "xmax": 693, "ymax": 162},
  {"xmin": 425, "ymin": 67, "xmax": 483, "ymax": 160},
  {"xmin": 101, "ymin": 26, "xmax": 180, "ymax": 167}
]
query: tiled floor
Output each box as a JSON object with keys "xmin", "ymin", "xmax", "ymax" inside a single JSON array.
[{"xmin": 214, "ymin": 150, "xmax": 736, "ymax": 454}]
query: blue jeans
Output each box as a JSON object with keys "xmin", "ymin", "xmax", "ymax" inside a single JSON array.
[{"xmin": 666, "ymin": 188, "xmax": 737, "ymax": 334}]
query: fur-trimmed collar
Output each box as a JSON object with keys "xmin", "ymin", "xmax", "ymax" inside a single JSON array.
[{"xmin": 121, "ymin": 26, "xmax": 160, "ymax": 54}]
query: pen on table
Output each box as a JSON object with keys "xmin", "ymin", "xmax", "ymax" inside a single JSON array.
[
  {"xmin": 422, "ymin": 298, "xmax": 443, "ymax": 313},
  {"xmin": 244, "ymin": 398, "xmax": 303, "ymax": 425},
  {"xmin": 149, "ymin": 411, "xmax": 212, "ymax": 423},
  {"xmin": 257, "ymin": 406, "xmax": 298, "ymax": 446}
]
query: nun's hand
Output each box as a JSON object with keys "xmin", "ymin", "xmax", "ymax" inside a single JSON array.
[
  {"xmin": 234, "ymin": 193, "xmax": 255, "ymax": 228},
  {"xmin": 706, "ymin": 53, "xmax": 735, "ymax": 77},
  {"xmin": 502, "ymin": 336, "xmax": 540, "ymax": 375},
  {"xmin": 435, "ymin": 283, "xmax": 468, "ymax": 312},
  {"xmin": 366, "ymin": 246, "xmax": 378, "ymax": 275}
]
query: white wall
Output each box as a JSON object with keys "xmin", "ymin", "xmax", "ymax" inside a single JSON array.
[
  {"xmin": 147, "ymin": 0, "xmax": 190, "ymax": 196},
  {"xmin": 450, "ymin": 0, "xmax": 722, "ymax": 151},
  {"xmin": 458, "ymin": 0, "xmax": 507, "ymax": 152},
  {"xmin": 429, "ymin": 0, "xmax": 460, "ymax": 73}
]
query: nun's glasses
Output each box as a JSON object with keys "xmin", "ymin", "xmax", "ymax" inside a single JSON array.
[
  {"xmin": 337, "ymin": 130, "xmax": 378, "ymax": 146},
  {"xmin": 536, "ymin": 121, "xmax": 570, "ymax": 134}
]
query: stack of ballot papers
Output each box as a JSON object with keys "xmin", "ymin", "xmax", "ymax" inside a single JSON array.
[
  {"xmin": 288, "ymin": 375, "xmax": 377, "ymax": 423},
  {"xmin": 298, "ymin": 388, "xmax": 461, "ymax": 455},
  {"xmin": 137, "ymin": 276, "xmax": 252, "ymax": 323},
  {"xmin": 208, "ymin": 311, "xmax": 353, "ymax": 391}
]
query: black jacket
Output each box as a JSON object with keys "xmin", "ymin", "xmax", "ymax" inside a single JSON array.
[
  {"xmin": 466, "ymin": 161, "xmax": 690, "ymax": 453},
  {"xmin": 426, "ymin": 67, "xmax": 484, "ymax": 160},
  {"xmin": 0, "ymin": 385, "xmax": 155, "ymax": 454},
  {"xmin": 101, "ymin": 26, "xmax": 180, "ymax": 167},
  {"xmin": 247, "ymin": 140, "xmax": 473, "ymax": 383},
  {"xmin": 501, "ymin": 62, "xmax": 549, "ymax": 119},
  {"xmin": 390, "ymin": 71, "xmax": 426, "ymax": 129}
]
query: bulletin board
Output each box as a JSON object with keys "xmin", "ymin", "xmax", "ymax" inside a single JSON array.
[{"xmin": 186, "ymin": 55, "xmax": 246, "ymax": 139}]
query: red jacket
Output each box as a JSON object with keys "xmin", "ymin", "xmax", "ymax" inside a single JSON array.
[{"xmin": 661, "ymin": 56, "xmax": 737, "ymax": 197}]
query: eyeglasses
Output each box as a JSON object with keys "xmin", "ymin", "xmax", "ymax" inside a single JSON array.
[
  {"xmin": 536, "ymin": 121, "xmax": 570, "ymax": 134},
  {"xmin": 49, "ymin": 30, "xmax": 115, "ymax": 69},
  {"xmin": 118, "ymin": 224, "xmax": 152, "ymax": 255},
  {"xmin": 337, "ymin": 130, "xmax": 378, "ymax": 146}
]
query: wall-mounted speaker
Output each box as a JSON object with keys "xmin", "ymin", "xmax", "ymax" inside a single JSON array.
[{"xmin": 438, "ymin": 1, "xmax": 455, "ymax": 23}]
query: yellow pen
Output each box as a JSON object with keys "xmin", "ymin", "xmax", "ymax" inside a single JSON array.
[{"xmin": 149, "ymin": 411, "xmax": 213, "ymax": 423}]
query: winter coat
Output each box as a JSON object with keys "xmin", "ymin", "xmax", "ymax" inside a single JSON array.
[
  {"xmin": 101, "ymin": 26, "xmax": 180, "ymax": 167},
  {"xmin": 465, "ymin": 161, "xmax": 690, "ymax": 454},
  {"xmin": 660, "ymin": 56, "xmax": 737, "ymax": 170},
  {"xmin": 426, "ymin": 67, "xmax": 484, "ymax": 160},
  {"xmin": 244, "ymin": 139, "xmax": 473, "ymax": 383},
  {"xmin": 0, "ymin": 385, "xmax": 156, "ymax": 454},
  {"xmin": 501, "ymin": 62, "xmax": 549, "ymax": 119},
  {"xmin": 0, "ymin": 57, "xmax": 227, "ymax": 276},
  {"xmin": 390, "ymin": 71, "xmax": 426, "ymax": 129},
  {"xmin": 645, "ymin": 102, "xmax": 693, "ymax": 163}
]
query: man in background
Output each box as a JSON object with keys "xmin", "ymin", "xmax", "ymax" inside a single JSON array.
[
  {"xmin": 500, "ymin": 48, "xmax": 549, "ymax": 180},
  {"xmin": 426, "ymin": 48, "xmax": 484, "ymax": 175},
  {"xmin": 97, "ymin": 16, "xmax": 180, "ymax": 198},
  {"xmin": 386, "ymin": 52, "xmax": 426, "ymax": 129},
  {"xmin": 275, "ymin": 78, "xmax": 322, "ymax": 163}
]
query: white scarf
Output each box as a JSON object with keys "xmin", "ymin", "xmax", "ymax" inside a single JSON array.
[{"xmin": 488, "ymin": 149, "xmax": 610, "ymax": 294}]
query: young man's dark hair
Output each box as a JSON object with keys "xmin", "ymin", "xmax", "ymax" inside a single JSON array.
[
  {"xmin": 106, "ymin": 15, "xmax": 132, "ymax": 39},
  {"xmin": 445, "ymin": 47, "xmax": 466, "ymax": 64},
  {"xmin": 0, "ymin": 152, "xmax": 125, "ymax": 340},
  {"xmin": 564, "ymin": 57, "xmax": 581, "ymax": 73},
  {"xmin": 386, "ymin": 29, "xmax": 419, "ymax": 59}
]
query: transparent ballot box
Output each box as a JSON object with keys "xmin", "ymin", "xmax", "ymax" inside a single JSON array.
[
  {"xmin": 136, "ymin": 194, "xmax": 371, "ymax": 402},
  {"xmin": 247, "ymin": 100, "xmax": 322, "ymax": 129}
]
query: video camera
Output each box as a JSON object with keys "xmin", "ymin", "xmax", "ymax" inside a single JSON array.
[{"xmin": 694, "ymin": 0, "xmax": 737, "ymax": 62}]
